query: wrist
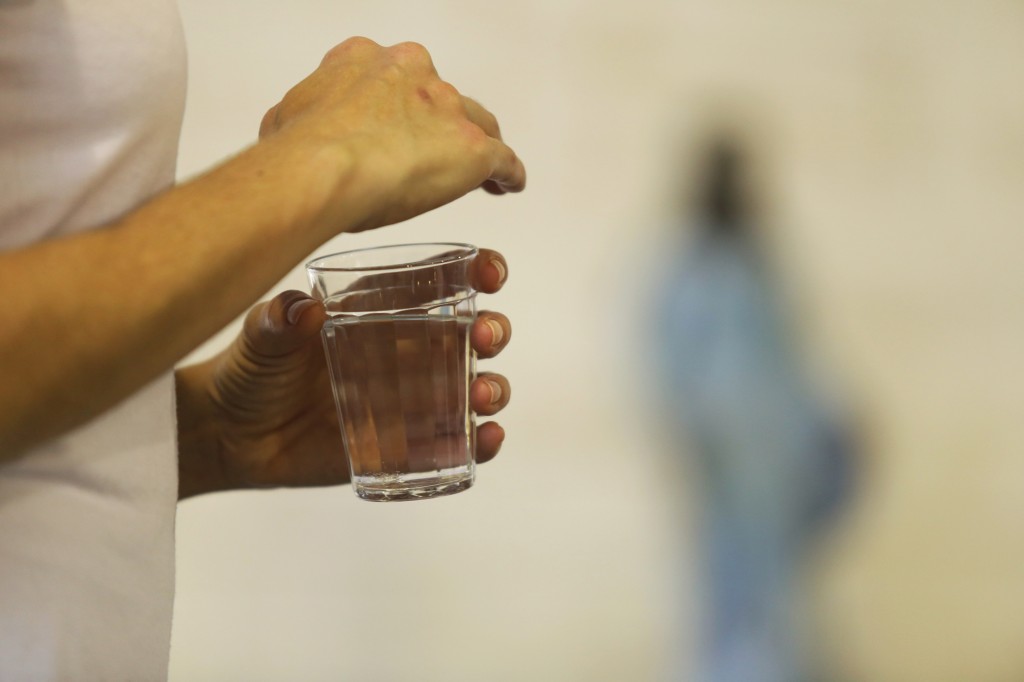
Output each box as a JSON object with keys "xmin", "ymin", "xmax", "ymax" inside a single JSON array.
[
  {"xmin": 256, "ymin": 125, "xmax": 366, "ymax": 241},
  {"xmin": 175, "ymin": 363, "xmax": 230, "ymax": 500}
]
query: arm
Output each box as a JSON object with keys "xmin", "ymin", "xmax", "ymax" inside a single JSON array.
[
  {"xmin": 0, "ymin": 38, "xmax": 525, "ymax": 461},
  {"xmin": 0, "ymin": 134, "xmax": 343, "ymax": 459}
]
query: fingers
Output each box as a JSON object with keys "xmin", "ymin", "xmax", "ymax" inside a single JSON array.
[
  {"xmin": 260, "ymin": 291, "xmax": 511, "ymax": 362},
  {"xmin": 476, "ymin": 421, "xmax": 506, "ymax": 465},
  {"xmin": 470, "ymin": 246, "xmax": 512, "ymax": 378},
  {"xmin": 482, "ymin": 137, "xmax": 526, "ymax": 194},
  {"xmin": 463, "ymin": 97, "xmax": 501, "ymax": 140},
  {"xmin": 242, "ymin": 290, "xmax": 327, "ymax": 358},
  {"xmin": 471, "ymin": 371, "xmax": 510, "ymax": 417},
  {"xmin": 461, "ymin": 98, "xmax": 526, "ymax": 195},
  {"xmin": 471, "ymin": 249, "xmax": 509, "ymax": 293},
  {"xmin": 471, "ymin": 311, "xmax": 511, "ymax": 359},
  {"xmin": 467, "ymin": 234, "xmax": 511, "ymax": 461},
  {"xmin": 400, "ymin": 75, "xmax": 526, "ymax": 196}
]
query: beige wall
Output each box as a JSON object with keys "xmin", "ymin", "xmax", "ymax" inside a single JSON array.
[{"xmin": 171, "ymin": 2, "xmax": 1024, "ymax": 680}]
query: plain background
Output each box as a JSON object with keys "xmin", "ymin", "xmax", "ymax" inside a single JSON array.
[{"xmin": 170, "ymin": 2, "xmax": 1024, "ymax": 680}]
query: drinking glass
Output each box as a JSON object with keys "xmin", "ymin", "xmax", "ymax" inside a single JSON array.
[{"xmin": 307, "ymin": 243, "xmax": 478, "ymax": 501}]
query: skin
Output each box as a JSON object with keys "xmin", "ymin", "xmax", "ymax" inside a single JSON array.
[
  {"xmin": 176, "ymin": 251, "xmax": 513, "ymax": 499},
  {"xmin": 0, "ymin": 37, "xmax": 525, "ymax": 490}
]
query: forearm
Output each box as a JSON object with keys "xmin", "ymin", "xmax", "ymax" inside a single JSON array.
[{"xmin": 0, "ymin": 132, "xmax": 352, "ymax": 460}]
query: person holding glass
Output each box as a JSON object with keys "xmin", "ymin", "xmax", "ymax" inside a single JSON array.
[{"xmin": 0, "ymin": 4, "xmax": 525, "ymax": 678}]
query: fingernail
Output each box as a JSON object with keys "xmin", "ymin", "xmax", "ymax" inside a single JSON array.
[
  {"xmin": 486, "ymin": 380, "xmax": 503, "ymax": 405},
  {"xmin": 490, "ymin": 258, "xmax": 507, "ymax": 286},
  {"xmin": 286, "ymin": 298, "xmax": 318, "ymax": 325},
  {"xmin": 485, "ymin": 319, "xmax": 504, "ymax": 348}
]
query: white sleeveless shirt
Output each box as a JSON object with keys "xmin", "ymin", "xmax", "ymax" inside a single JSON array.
[{"xmin": 0, "ymin": 1, "xmax": 187, "ymax": 679}]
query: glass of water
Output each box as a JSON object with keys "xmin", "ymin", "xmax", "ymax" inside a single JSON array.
[{"xmin": 307, "ymin": 243, "xmax": 479, "ymax": 501}]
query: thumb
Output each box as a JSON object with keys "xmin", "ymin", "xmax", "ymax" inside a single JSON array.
[{"xmin": 242, "ymin": 290, "xmax": 326, "ymax": 358}]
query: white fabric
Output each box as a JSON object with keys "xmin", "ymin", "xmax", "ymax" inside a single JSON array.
[{"xmin": 0, "ymin": 1, "xmax": 187, "ymax": 679}]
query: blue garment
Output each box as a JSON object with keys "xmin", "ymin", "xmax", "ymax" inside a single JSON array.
[{"xmin": 654, "ymin": 226, "xmax": 852, "ymax": 682}]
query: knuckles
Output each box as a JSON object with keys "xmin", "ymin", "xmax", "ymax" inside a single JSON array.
[
  {"xmin": 389, "ymin": 41, "xmax": 433, "ymax": 67},
  {"xmin": 321, "ymin": 38, "xmax": 435, "ymax": 73},
  {"xmin": 458, "ymin": 119, "xmax": 491, "ymax": 154},
  {"xmin": 422, "ymin": 79, "xmax": 462, "ymax": 108},
  {"xmin": 323, "ymin": 36, "xmax": 380, "ymax": 64},
  {"xmin": 258, "ymin": 104, "xmax": 280, "ymax": 137}
]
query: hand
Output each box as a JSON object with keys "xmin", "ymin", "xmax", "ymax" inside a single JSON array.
[
  {"xmin": 176, "ymin": 250, "xmax": 512, "ymax": 498},
  {"xmin": 259, "ymin": 37, "xmax": 526, "ymax": 233}
]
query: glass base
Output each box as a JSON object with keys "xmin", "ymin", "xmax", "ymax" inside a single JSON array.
[{"xmin": 352, "ymin": 467, "xmax": 474, "ymax": 502}]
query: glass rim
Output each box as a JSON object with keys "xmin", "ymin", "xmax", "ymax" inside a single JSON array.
[{"xmin": 306, "ymin": 242, "xmax": 478, "ymax": 273}]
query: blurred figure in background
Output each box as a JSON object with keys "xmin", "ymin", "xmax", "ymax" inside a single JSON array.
[{"xmin": 652, "ymin": 136, "xmax": 855, "ymax": 682}]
